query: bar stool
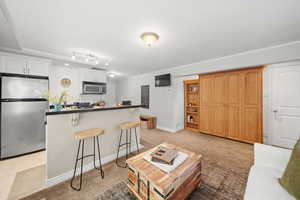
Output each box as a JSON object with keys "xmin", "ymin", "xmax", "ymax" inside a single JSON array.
[
  {"xmin": 70, "ymin": 128, "xmax": 105, "ymax": 191},
  {"xmin": 116, "ymin": 121, "xmax": 140, "ymax": 168}
]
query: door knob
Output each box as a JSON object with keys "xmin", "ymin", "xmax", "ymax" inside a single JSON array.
[{"xmin": 273, "ymin": 109, "xmax": 280, "ymax": 120}]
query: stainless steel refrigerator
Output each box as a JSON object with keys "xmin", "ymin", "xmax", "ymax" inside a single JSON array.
[{"xmin": 0, "ymin": 75, "xmax": 48, "ymax": 159}]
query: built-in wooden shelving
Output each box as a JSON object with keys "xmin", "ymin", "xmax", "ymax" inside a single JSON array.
[{"xmin": 184, "ymin": 79, "xmax": 200, "ymax": 132}]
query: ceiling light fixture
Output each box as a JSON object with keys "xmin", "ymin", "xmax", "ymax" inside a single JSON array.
[
  {"xmin": 107, "ymin": 72, "xmax": 115, "ymax": 78},
  {"xmin": 71, "ymin": 51, "xmax": 110, "ymax": 66},
  {"xmin": 64, "ymin": 63, "xmax": 69, "ymax": 66},
  {"xmin": 140, "ymin": 32, "xmax": 159, "ymax": 47}
]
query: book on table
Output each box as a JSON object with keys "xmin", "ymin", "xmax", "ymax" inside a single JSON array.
[{"xmin": 150, "ymin": 146, "xmax": 178, "ymax": 165}]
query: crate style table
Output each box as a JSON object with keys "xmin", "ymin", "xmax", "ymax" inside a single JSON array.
[{"xmin": 126, "ymin": 143, "xmax": 202, "ymax": 200}]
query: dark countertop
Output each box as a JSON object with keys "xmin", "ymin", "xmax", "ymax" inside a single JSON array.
[{"xmin": 46, "ymin": 105, "xmax": 141, "ymax": 115}]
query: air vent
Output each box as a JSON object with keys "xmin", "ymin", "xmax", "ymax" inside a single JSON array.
[{"xmin": 91, "ymin": 67, "xmax": 106, "ymax": 71}]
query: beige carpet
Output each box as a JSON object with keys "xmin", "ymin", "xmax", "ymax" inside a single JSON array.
[
  {"xmin": 21, "ymin": 129, "xmax": 253, "ymax": 200},
  {"xmin": 8, "ymin": 165, "xmax": 45, "ymax": 200}
]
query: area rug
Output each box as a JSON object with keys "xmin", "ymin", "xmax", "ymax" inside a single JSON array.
[{"xmin": 96, "ymin": 159, "xmax": 248, "ymax": 200}]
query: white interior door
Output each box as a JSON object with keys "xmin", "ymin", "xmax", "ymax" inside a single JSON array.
[{"xmin": 271, "ymin": 64, "xmax": 300, "ymax": 148}]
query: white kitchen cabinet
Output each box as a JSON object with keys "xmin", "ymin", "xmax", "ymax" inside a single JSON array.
[
  {"xmin": 80, "ymin": 68, "xmax": 106, "ymax": 83},
  {"xmin": 81, "ymin": 68, "xmax": 94, "ymax": 82},
  {"xmin": 0, "ymin": 52, "xmax": 50, "ymax": 76},
  {"xmin": 1, "ymin": 55, "xmax": 27, "ymax": 74},
  {"xmin": 93, "ymin": 70, "xmax": 106, "ymax": 82},
  {"xmin": 27, "ymin": 58, "xmax": 50, "ymax": 76},
  {"xmin": 0, "ymin": 56, "xmax": 5, "ymax": 72}
]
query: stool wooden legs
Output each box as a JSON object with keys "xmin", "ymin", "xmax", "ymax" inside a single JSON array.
[
  {"xmin": 70, "ymin": 136, "xmax": 104, "ymax": 191},
  {"xmin": 116, "ymin": 127, "xmax": 139, "ymax": 168}
]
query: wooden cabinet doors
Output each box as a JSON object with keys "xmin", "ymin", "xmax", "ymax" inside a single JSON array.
[
  {"xmin": 199, "ymin": 74, "xmax": 213, "ymax": 133},
  {"xmin": 212, "ymin": 73, "xmax": 226, "ymax": 137},
  {"xmin": 241, "ymin": 68, "xmax": 263, "ymax": 143},
  {"xmin": 226, "ymin": 68, "xmax": 262, "ymax": 143},
  {"xmin": 199, "ymin": 73, "xmax": 226, "ymax": 137},
  {"xmin": 226, "ymin": 71, "xmax": 242, "ymax": 140},
  {"xmin": 199, "ymin": 67, "xmax": 263, "ymax": 144}
]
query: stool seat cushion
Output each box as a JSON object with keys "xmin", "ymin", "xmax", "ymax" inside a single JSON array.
[
  {"xmin": 120, "ymin": 121, "xmax": 140, "ymax": 130},
  {"xmin": 74, "ymin": 128, "xmax": 105, "ymax": 140}
]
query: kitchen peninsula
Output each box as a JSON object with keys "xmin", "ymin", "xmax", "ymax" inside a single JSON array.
[{"xmin": 45, "ymin": 105, "xmax": 141, "ymax": 186}]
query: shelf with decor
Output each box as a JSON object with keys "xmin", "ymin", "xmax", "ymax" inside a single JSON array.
[{"xmin": 184, "ymin": 79, "xmax": 200, "ymax": 132}]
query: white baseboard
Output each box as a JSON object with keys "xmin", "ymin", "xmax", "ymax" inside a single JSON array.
[
  {"xmin": 156, "ymin": 126, "xmax": 180, "ymax": 133},
  {"xmin": 46, "ymin": 144, "xmax": 144, "ymax": 187}
]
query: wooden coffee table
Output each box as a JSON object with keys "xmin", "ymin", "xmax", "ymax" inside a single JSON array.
[{"xmin": 126, "ymin": 143, "xmax": 202, "ymax": 200}]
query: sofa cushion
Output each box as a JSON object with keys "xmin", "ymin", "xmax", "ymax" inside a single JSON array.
[
  {"xmin": 244, "ymin": 165, "xmax": 295, "ymax": 200},
  {"xmin": 279, "ymin": 139, "xmax": 300, "ymax": 199}
]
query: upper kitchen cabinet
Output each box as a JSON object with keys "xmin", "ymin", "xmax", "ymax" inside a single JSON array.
[
  {"xmin": 0, "ymin": 52, "xmax": 50, "ymax": 77},
  {"xmin": 1, "ymin": 54, "xmax": 27, "ymax": 74},
  {"xmin": 0, "ymin": 56, "xmax": 5, "ymax": 72},
  {"xmin": 80, "ymin": 68, "xmax": 107, "ymax": 83},
  {"xmin": 27, "ymin": 58, "xmax": 50, "ymax": 76}
]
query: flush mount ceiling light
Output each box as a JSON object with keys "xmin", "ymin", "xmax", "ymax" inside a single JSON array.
[
  {"xmin": 71, "ymin": 51, "xmax": 110, "ymax": 66},
  {"xmin": 107, "ymin": 72, "xmax": 116, "ymax": 78},
  {"xmin": 140, "ymin": 32, "xmax": 159, "ymax": 47}
]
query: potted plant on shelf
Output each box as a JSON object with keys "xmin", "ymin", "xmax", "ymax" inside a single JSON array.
[{"xmin": 44, "ymin": 91, "xmax": 68, "ymax": 111}]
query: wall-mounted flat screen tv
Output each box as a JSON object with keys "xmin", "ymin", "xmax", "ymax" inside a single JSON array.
[{"xmin": 155, "ymin": 73, "xmax": 171, "ymax": 87}]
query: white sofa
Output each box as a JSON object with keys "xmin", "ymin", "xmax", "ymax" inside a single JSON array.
[{"xmin": 244, "ymin": 143, "xmax": 295, "ymax": 200}]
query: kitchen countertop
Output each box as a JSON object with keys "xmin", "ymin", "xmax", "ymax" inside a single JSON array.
[{"xmin": 45, "ymin": 105, "xmax": 141, "ymax": 115}]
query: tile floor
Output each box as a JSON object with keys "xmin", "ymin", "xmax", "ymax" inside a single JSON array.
[{"xmin": 0, "ymin": 151, "xmax": 45, "ymax": 200}]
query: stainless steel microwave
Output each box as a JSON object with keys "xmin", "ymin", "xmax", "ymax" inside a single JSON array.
[{"xmin": 82, "ymin": 81, "xmax": 106, "ymax": 94}]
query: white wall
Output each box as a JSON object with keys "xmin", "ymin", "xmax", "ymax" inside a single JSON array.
[
  {"xmin": 116, "ymin": 73, "xmax": 198, "ymax": 132},
  {"xmin": 49, "ymin": 65, "xmax": 81, "ymax": 103},
  {"xmin": 49, "ymin": 65, "xmax": 116, "ymax": 105},
  {"xmin": 115, "ymin": 41, "xmax": 300, "ymax": 140}
]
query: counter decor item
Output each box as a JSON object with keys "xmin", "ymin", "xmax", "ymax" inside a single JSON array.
[
  {"xmin": 53, "ymin": 103, "xmax": 63, "ymax": 111},
  {"xmin": 44, "ymin": 91, "xmax": 68, "ymax": 111},
  {"xmin": 92, "ymin": 101, "xmax": 105, "ymax": 109},
  {"xmin": 94, "ymin": 101, "xmax": 105, "ymax": 107}
]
